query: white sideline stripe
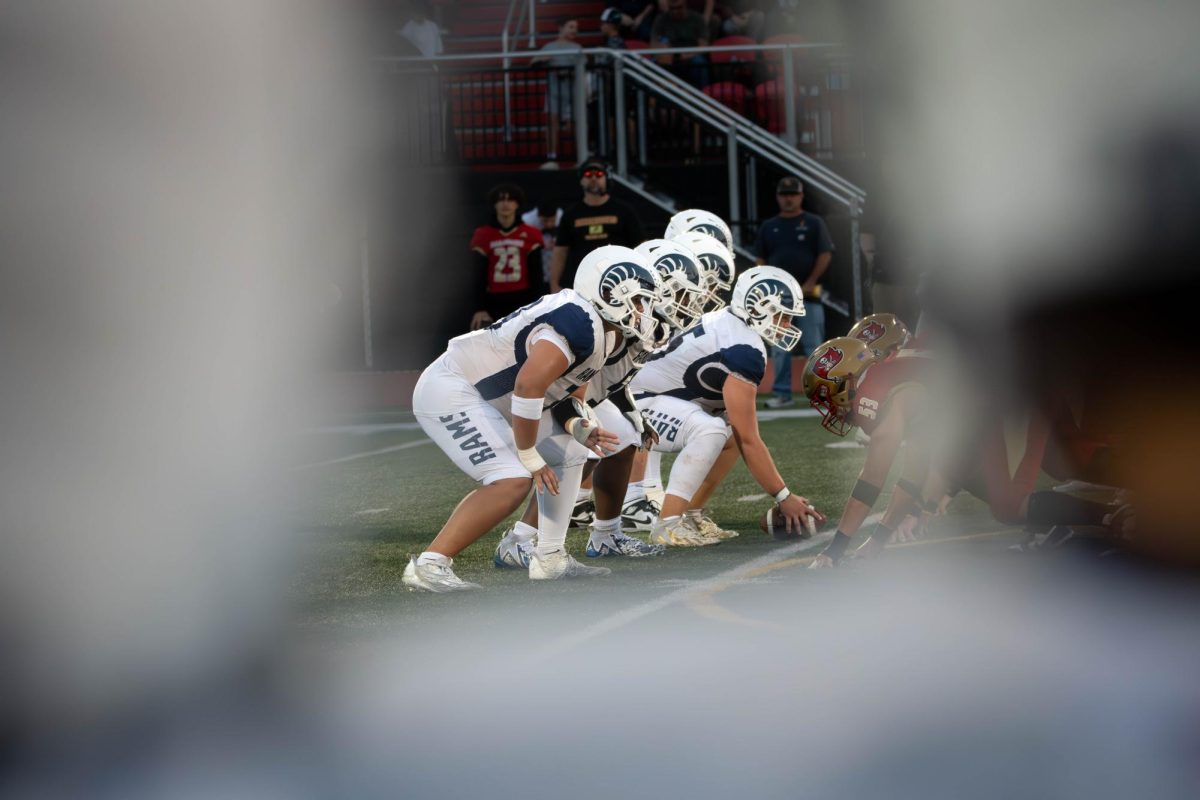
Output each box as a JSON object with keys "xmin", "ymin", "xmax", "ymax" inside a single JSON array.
[
  {"xmin": 312, "ymin": 422, "xmax": 423, "ymax": 434},
  {"xmin": 825, "ymin": 441, "xmax": 865, "ymax": 449},
  {"xmin": 737, "ymin": 493, "xmax": 770, "ymax": 503},
  {"xmin": 530, "ymin": 513, "xmax": 883, "ymax": 661},
  {"xmin": 295, "ymin": 438, "xmax": 433, "ymax": 470}
]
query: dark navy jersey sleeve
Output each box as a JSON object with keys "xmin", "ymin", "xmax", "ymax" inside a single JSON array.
[
  {"xmin": 544, "ymin": 302, "xmax": 597, "ymax": 365},
  {"xmin": 720, "ymin": 343, "xmax": 766, "ymax": 385}
]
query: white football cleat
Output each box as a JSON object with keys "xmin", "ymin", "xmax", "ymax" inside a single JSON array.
[
  {"xmin": 686, "ymin": 510, "xmax": 738, "ymax": 541},
  {"xmin": 402, "ymin": 558, "xmax": 481, "ymax": 592},
  {"xmin": 569, "ymin": 498, "xmax": 596, "ymax": 528},
  {"xmin": 494, "ymin": 528, "xmax": 534, "ymax": 569},
  {"xmin": 649, "ymin": 516, "xmax": 717, "ymax": 547},
  {"xmin": 586, "ymin": 529, "xmax": 665, "ymax": 557},
  {"xmin": 528, "ymin": 548, "xmax": 612, "ymax": 580},
  {"xmin": 620, "ymin": 496, "xmax": 660, "ymax": 531}
]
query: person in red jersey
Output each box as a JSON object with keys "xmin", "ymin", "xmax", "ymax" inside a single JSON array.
[{"xmin": 468, "ymin": 184, "xmax": 546, "ymax": 330}]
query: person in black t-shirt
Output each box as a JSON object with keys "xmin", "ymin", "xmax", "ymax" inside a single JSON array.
[{"xmin": 549, "ymin": 159, "xmax": 646, "ymax": 291}]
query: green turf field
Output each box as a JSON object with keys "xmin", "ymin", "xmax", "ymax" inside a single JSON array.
[{"xmin": 292, "ymin": 405, "xmax": 1016, "ymax": 631}]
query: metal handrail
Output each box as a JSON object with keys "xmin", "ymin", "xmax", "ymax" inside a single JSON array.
[{"xmin": 617, "ymin": 53, "xmax": 865, "ymax": 206}]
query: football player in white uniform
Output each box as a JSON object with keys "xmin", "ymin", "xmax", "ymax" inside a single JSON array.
[
  {"xmin": 494, "ymin": 321, "xmax": 672, "ymax": 566},
  {"xmin": 633, "ymin": 226, "xmax": 737, "ymax": 517},
  {"xmin": 631, "ymin": 266, "xmax": 826, "ymax": 545},
  {"xmin": 403, "ymin": 246, "xmax": 662, "ymax": 591},
  {"xmin": 664, "ymin": 208, "xmax": 735, "ymax": 255}
]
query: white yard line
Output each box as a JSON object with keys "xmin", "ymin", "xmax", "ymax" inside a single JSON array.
[
  {"xmin": 311, "ymin": 422, "xmax": 424, "ymax": 435},
  {"xmin": 529, "ymin": 513, "xmax": 883, "ymax": 661},
  {"xmin": 295, "ymin": 438, "xmax": 433, "ymax": 470}
]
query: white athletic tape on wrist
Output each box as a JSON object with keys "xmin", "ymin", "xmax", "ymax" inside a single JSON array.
[
  {"xmin": 517, "ymin": 447, "xmax": 547, "ymax": 473},
  {"xmin": 511, "ymin": 395, "xmax": 543, "ymax": 421},
  {"xmin": 774, "ymin": 487, "xmax": 792, "ymax": 504}
]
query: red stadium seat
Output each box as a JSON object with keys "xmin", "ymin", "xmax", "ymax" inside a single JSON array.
[
  {"xmin": 704, "ymin": 81, "xmax": 748, "ymax": 115},
  {"xmin": 753, "ymin": 79, "xmax": 784, "ymax": 133},
  {"xmin": 709, "ymin": 35, "xmax": 757, "ymax": 64}
]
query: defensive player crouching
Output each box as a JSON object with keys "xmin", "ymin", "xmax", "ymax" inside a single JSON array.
[
  {"xmin": 631, "ymin": 266, "xmax": 825, "ymax": 546},
  {"xmin": 403, "ymin": 246, "xmax": 661, "ymax": 591}
]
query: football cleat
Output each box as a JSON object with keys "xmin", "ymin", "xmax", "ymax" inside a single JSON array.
[
  {"xmin": 586, "ymin": 529, "xmax": 666, "ymax": 557},
  {"xmin": 649, "ymin": 516, "xmax": 718, "ymax": 547},
  {"xmin": 686, "ymin": 510, "xmax": 739, "ymax": 540},
  {"xmin": 494, "ymin": 529, "xmax": 534, "ymax": 569},
  {"xmin": 402, "ymin": 558, "xmax": 482, "ymax": 592},
  {"xmin": 569, "ymin": 498, "xmax": 596, "ymax": 528},
  {"xmin": 528, "ymin": 548, "xmax": 612, "ymax": 580},
  {"xmin": 620, "ymin": 496, "xmax": 660, "ymax": 531}
]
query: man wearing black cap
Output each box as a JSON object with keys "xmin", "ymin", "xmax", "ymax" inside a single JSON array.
[
  {"xmin": 549, "ymin": 159, "xmax": 645, "ymax": 292},
  {"xmin": 754, "ymin": 175, "xmax": 835, "ymax": 408},
  {"xmin": 468, "ymin": 184, "xmax": 546, "ymax": 330}
]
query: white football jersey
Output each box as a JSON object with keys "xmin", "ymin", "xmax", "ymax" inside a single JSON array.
[
  {"xmin": 630, "ymin": 308, "xmax": 767, "ymax": 414},
  {"xmin": 584, "ymin": 333, "xmax": 654, "ymax": 405},
  {"xmin": 445, "ymin": 290, "xmax": 607, "ymax": 417}
]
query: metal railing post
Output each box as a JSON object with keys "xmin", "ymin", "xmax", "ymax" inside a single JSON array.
[
  {"xmin": 527, "ymin": 0, "xmax": 536, "ymax": 48},
  {"xmin": 636, "ymin": 89, "xmax": 647, "ymax": 167},
  {"xmin": 849, "ymin": 198, "xmax": 862, "ymax": 320},
  {"xmin": 614, "ymin": 56, "xmax": 628, "ymax": 176},
  {"xmin": 574, "ymin": 55, "xmax": 588, "ymax": 162},
  {"xmin": 596, "ymin": 66, "xmax": 608, "ymax": 157},
  {"xmin": 726, "ymin": 125, "xmax": 740, "ymax": 247},
  {"xmin": 745, "ymin": 155, "xmax": 757, "ymax": 243},
  {"xmin": 783, "ymin": 49, "xmax": 798, "ymax": 148}
]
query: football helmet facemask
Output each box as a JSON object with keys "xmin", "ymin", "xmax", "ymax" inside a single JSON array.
[
  {"xmin": 635, "ymin": 239, "xmax": 706, "ymax": 332},
  {"xmin": 802, "ymin": 337, "xmax": 873, "ymax": 436},
  {"xmin": 664, "ymin": 209, "xmax": 734, "ymax": 254},
  {"xmin": 670, "ymin": 231, "xmax": 736, "ymax": 313},
  {"xmin": 574, "ymin": 246, "xmax": 663, "ymax": 349},
  {"xmin": 730, "ymin": 266, "xmax": 805, "ymax": 351},
  {"xmin": 848, "ymin": 313, "xmax": 911, "ymax": 362}
]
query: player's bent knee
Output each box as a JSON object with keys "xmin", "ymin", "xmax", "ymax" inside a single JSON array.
[{"xmin": 491, "ymin": 476, "xmax": 535, "ymax": 508}]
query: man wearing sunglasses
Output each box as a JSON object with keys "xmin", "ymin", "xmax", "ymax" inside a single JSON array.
[{"xmin": 549, "ymin": 159, "xmax": 645, "ymax": 293}]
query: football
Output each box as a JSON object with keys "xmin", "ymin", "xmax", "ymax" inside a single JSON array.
[{"xmin": 760, "ymin": 504, "xmax": 817, "ymax": 541}]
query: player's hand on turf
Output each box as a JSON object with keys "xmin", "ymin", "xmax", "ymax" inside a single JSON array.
[
  {"xmin": 470, "ymin": 310, "xmax": 493, "ymax": 331},
  {"xmin": 892, "ymin": 514, "xmax": 919, "ymax": 543},
  {"xmin": 808, "ymin": 554, "xmax": 835, "ymax": 570},
  {"xmin": 532, "ymin": 464, "xmax": 559, "ymax": 495}
]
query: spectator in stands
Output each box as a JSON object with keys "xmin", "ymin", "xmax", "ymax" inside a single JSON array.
[
  {"xmin": 609, "ymin": 2, "xmax": 658, "ymax": 42},
  {"xmin": 550, "ymin": 158, "xmax": 645, "ymax": 292},
  {"xmin": 600, "ymin": 8, "xmax": 628, "ymax": 49},
  {"xmin": 468, "ymin": 184, "xmax": 546, "ymax": 330},
  {"xmin": 754, "ymin": 175, "xmax": 834, "ymax": 407},
  {"xmin": 531, "ymin": 17, "xmax": 583, "ymax": 168},
  {"xmin": 763, "ymin": 0, "xmax": 841, "ymax": 40},
  {"xmin": 399, "ymin": 0, "xmax": 443, "ymax": 58},
  {"xmin": 652, "ymin": 0, "xmax": 712, "ymax": 88},
  {"xmin": 718, "ymin": 0, "xmax": 766, "ymax": 41},
  {"xmin": 521, "ymin": 200, "xmax": 564, "ymax": 286}
]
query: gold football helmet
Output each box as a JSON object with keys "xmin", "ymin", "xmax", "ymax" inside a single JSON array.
[
  {"xmin": 848, "ymin": 313, "xmax": 910, "ymax": 361},
  {"xmin": 802, "ymin": 337, "xmax": 873, "ymax": 436}
]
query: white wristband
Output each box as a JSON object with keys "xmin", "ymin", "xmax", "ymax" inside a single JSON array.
[
  {"xmin": 511, "ymin": 395, "xmax": 543, "ymax": 420},
  {"xmin": 774, "ymin": 487, "xmax": 792, "ymax": 504},
  {"xmin": 517, "ymin": 447, "xmax": 547, "ymax": 473}
]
